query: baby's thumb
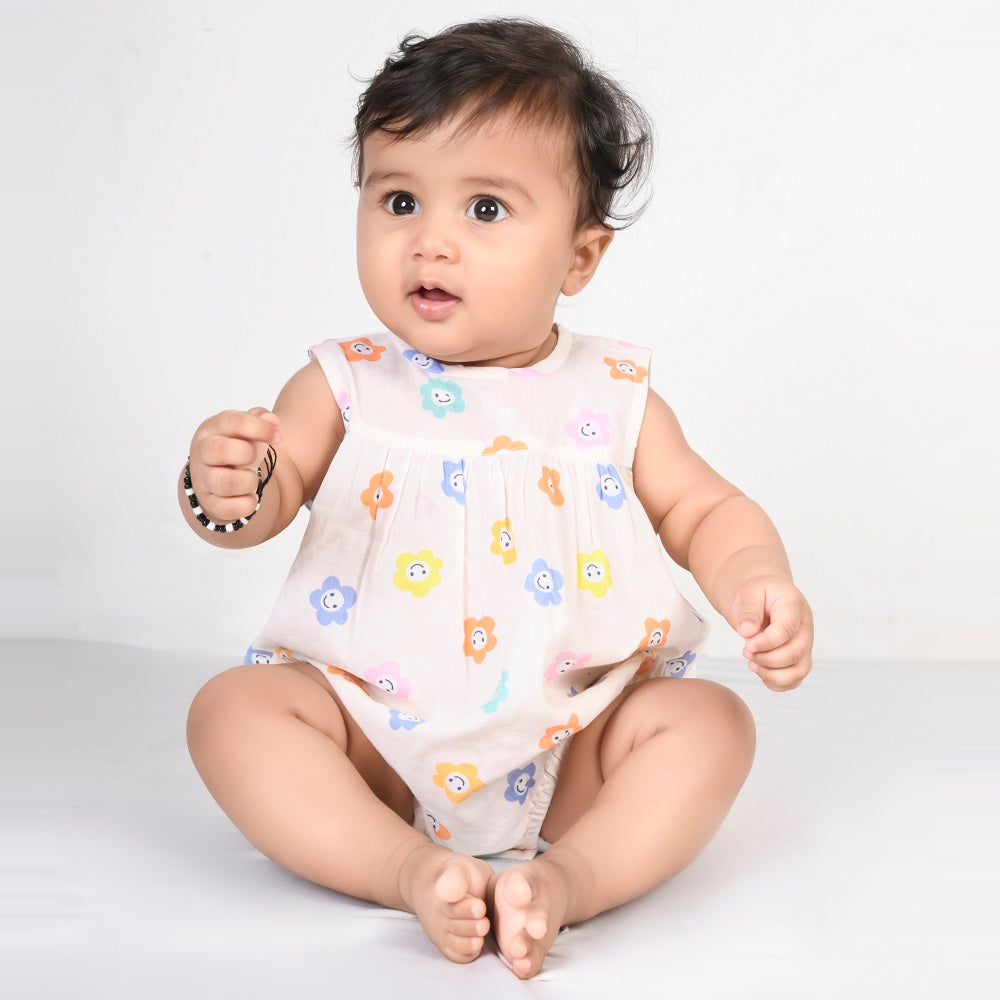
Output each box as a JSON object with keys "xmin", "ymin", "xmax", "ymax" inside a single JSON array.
[
  {"xmin": 248, "ymin": 406, "xmax": 282, "ymax": 444},
  {"xmin": 733, "ymin": 584, "xmax": 765, "ymax": 639}
]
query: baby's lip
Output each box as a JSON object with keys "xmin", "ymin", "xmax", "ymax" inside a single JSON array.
[{"xmin": 411, "ymin": 279, "xmax": 460, "ymax": 301}]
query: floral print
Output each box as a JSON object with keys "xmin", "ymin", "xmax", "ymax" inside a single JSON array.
[
  {"xmin": 565, "ymin": 408, "xmax": 610, "ymax": 450},
  {"xmin": 539, "ymin": 713, "xmax": 582, "ymax": 749},
  {"xmin": 505, "ymin": 764, "xmax": 537, "ymax": 805},
  {"xmin": 525, "ymin": 558, "xmax": 564, "ymax": 607},
  {"xmin": 577, "ymin": 550, "xmax": 613, "ymax": 598},
  {"xmin": 403, "ymin": 349, "xmax": 445, "ymax": 374},
  {"xmin": 433, "ymin": 762, "xmax": 485, "ymax": 803},
  {"xmin": 640, "ymin": 617, "xmax": 671, "ymax": 649},
  {"xmin": 603, "ymin": 356, "xmax": 648, "ymax": 383},
  {"xmin": 441, "ymin": 460, "xmax": 467, "ymax": 505},
  {"xmin": 360, "ymin": 470, "xmax": 394, "ymax": 520},
  {"xmin": 340, "ymin": 337, "xmax": 385, "ymax": 363},
  {"xmin": 596, "ymin": 464, "xmax": 625, "ymax": 509},
  {"xmin": 388, "ymin": 708, "xmax": 425, "ymax": 731},
  {"xmin": 538, "ymin": 466, "xmax": 565, "ymax": 507},
  {"xmin": 363, "ymin": 660, "xmax": 412, "ymax": 697},
  {"xmin": 483, "ymin": 434, "xmax": 528, "ymax": 455},
  {"xmin": 544, "ymin": 650, "xmax": 592, "ymax": 681},
  {"xmin": 463, "ymin": 616, "xmax": 498, "ymax": 664},
  {"xmin": 309, "ymin": 576, "xmax": 357, "ymax": 626},
  {"xmin": 489, "ymin": 518, "xmax": 518, "ymax": 565},
  {"xmin": 482, "ymin": 670, "xmax": 510, "ymax": 714},
  {"xmin": 421, "ymin": 379, "xmax": 465, "ymax": 418},
  {"xmin": 393, "ymin": 550, "xmax": 444, "ymax": 598}
]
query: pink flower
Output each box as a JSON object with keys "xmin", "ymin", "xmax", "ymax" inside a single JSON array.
[
  {"xmin": 363, "ymin": 660, "xmax": 412, "ymax": 697},
  {"xmin": 565, "ymin": 409, "xmax": 611, "ymax": 450}
]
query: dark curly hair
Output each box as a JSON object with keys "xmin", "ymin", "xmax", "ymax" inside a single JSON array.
[{"xmin": 352, "ymin": 18, "xmax": 653, "ymax": 230}]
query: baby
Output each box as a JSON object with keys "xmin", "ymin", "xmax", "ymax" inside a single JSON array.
[{"xmin": 180, "ymin": 18, "xmax": 813, "ymax": 979}]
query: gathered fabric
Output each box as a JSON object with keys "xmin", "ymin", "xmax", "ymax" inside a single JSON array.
[{"xmin": 249, "ymin": 326, "xmax": 707, "ymax": 858}]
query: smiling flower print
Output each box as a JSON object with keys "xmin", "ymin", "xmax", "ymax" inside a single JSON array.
[
  {"xmin": 340, "ymin": 337, "xmax": 385, "ymax": 363},
  {"xmin": 433, "ymin": 762, "xmax": 485, "ymax": 804},
  {"xmin": 577, "ymin": 550, "xmax": 613, "ymax": 598},
  {"xmin": 565, "ymin": 409, "xmax": 610, "ymax": 450},
  {"xmin": 463, "ymin": 617, "xmax": 498, "ymax": 664},
  {"xmin": 363, "ymin": 660, "xmax": 412, "ymax": 697},
  {"xmin": 360, "ymin": 470, "xmax": 394, "ymax": 520},
  {"xmin": 538, "ymin": 466, "xmax": 565, "ymax": 507},
  {"xmin": 489, "ymin": 518, "xmax": 518, "ymax": 565},
  {"xmin": 309, "ymin": 576, "xmax": 357, "ymax": 626},
  {"xmin": 505, "ymin": 764, "xmax": 537, "ymax": 805},
  {"xmin": 539, "ymin": 714, "xmax": 583, "ymax": 749},
  {"xmin": 393, "ymin": 550, "xmax": 444, "ymax": 598},
  {"xmin": 603, "ymin": 356, "xmax": 648, "ymax": 383},
  {"xmin": 525, "ymin": 558, "xmax": 564, "ymax": 607},
  {"xmin": 421, "ymin": 379, "xmax": 465, "ymax": 419}
]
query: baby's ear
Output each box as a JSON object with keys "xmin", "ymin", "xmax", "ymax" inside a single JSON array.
[{"xmin": 562, "ymin": 225, "xmax": 614, "ymax": 296}]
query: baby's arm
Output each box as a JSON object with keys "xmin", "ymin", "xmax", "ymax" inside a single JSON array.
[
  {"xmin": 632, "ymin": 390, "xmax": 813, "ymax": 691},
  {"xmin": 178, "ymin": 359, "xmax": 343, "ymax": 549}
]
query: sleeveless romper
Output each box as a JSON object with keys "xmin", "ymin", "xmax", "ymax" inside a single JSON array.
[{"xmin": 249, "ymin": 326, "xmax": 708, "ymax": 858}]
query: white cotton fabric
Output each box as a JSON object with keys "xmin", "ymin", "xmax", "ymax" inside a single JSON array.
[{"xmin": 249, "ymin": 325, "xmax": 707, "ymax": 858}]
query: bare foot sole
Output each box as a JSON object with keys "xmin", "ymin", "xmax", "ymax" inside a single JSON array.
[
  {"xmin": 489, "ymin": 858, "xmax": 573, "ymax": 979},
  {"xmin": 398, "ymin": 846, "xmax": 494, "ymax": 963}
]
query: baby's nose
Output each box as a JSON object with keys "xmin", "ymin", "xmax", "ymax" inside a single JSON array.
[{"xmin": 410, "ymin": 213, "xmax": 458, "ymax": 261}]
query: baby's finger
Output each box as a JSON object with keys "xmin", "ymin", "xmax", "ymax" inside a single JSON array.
[
  {"xmin": 742, "ymin": 603, "xmax": 804, "ymax": 656},
  {"xmin": 750, "ymin": 655, "xmax": 812, "ymax": 692},
  {"xmin": 248, "ymin": 407, "xmax": 283, "ymax": 443},
  {"xmin": 747, "ymin": 631, "xmax": 811, "ymax": 671},
  {"xmin": 196, "ymin": 409, "xmax": 281, "ymax": 448},
  {"xmin": 201, "ymin": 466, "xmax": 261, "ymax": 500},
  {"xmin": 194, "ymin": 433, "xmax": 262, "ymax": 471}
]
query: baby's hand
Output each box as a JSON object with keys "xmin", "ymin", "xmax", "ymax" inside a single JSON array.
[
  {"xmin": 188, "ymin": 407, "xmax": 282, "ymax": 524},
  {"xmin": 733, "ymin": 576, "xmax": 813, "ymax": 692}
]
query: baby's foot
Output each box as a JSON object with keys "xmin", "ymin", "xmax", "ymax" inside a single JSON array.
[
  {"xmin": 489, "ymin": 857, "xmax": 574, "ymax": 979},
  {"xmin": 397, "ymin": 845, "xmax": 493, "ymax": 964}
]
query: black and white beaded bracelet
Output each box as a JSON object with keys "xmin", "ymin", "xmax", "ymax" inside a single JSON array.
[{"xmin": 183, "ymin": 446, "xmax": 277, "ymax": 533}]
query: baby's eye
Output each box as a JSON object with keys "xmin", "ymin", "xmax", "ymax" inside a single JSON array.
[
  {"xmin": 467, "ymin": 197, "xmax": 508, "ymax": 223},
  {"xmin": 385, "ymin": 192, "xmax": 419, "ymax": 216}
]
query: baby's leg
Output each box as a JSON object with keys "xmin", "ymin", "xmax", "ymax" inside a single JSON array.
[
  {"xmin": 186, "ymin": 662, "xmax": 493, "ymax": 962},
  {"xmin": 490, "ymin": 677, "xmax": 755, "ymax": 978}
]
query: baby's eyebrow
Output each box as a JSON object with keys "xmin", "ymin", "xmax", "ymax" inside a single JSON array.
[
  {"xmin": 362, "ymin": 169, "xmax": 413, "ymax": 190},
  {"xmin": 462, "ymin": 175, "xmax": 535, "ymax": 205}
]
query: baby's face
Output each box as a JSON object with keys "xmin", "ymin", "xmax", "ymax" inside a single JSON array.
[{"xmin": 356, "ymin": 111, "xmax": 608, "ymax": 368}]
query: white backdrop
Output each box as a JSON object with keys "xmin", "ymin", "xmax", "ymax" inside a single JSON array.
[{"xmin": 5, "ymin": 0, "xmax": 996, "ymax": 661}]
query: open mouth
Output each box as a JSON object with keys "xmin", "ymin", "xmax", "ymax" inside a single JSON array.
[{"xmin": 414, "ymin": 284, "xmax": 459, "ymax": 303}]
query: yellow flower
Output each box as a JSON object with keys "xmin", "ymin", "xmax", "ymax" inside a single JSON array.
[
  {"xmin": 577, "ymin": 550, "xmax": 613, "ymax": 598},
  {"xmin": 393, "ymin": 550, "xmax": 444, "ymax": 598},
  {"xmin": 433, "ymin": 761, "xmax": 485, "ymax": 803},
  {"xmin": 489, "ymin": 518, "xmax": 518, "ymax": 565}
]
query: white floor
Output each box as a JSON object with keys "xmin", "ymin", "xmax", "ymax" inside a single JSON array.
[{"xmin": 4, "ymin": 640, "xmax": 997, "ymax": 998}]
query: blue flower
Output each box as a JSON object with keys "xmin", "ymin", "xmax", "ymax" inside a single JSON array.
[
  {"xmin": 421, "ymin": 379, "xmax": 465, "ymax": 419},
  {"xmin": 505, "ymin": 764, "xmax": 537, "ymax": 805},
  {"xmin": 595, "ymin": 464, "xmax": 625, "ymax": 509},
  {"xmin": 524, "ymin": 558, "xmax": 564, "ymax": 607},
  {"xmin": 244, "ymin": 645, "xmax": 272, "ymax": 664},
  {"xmin": 389, "ymin": 709, "xmax": 425, "ymax": 731},
  {"xmin": 482, "ymin": 670, "xmax": 510, "ymax": 714},
  {"xmin": 665, "ymin": 650, "xmax": 697, "ymax": 678},
  {"xmin": 309, "ymin": 576, "xmax": 357, "ymax": 626},
  {"xmin": 403, "ymin": 349, "xmax": 445, "ymax": 374},
  {"xmin": 441, "ymin": 460, "xmax": 467, "ymax": 505}
]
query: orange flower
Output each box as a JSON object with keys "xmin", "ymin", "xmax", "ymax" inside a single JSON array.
[
  {"xmin": 489, "ymin": 518, "xmax": 518, "ymax": 565},
  {"xmin": 603, "ymin": 356, "xmax": 649, "ymax": 383},
  {"xmin": 538, "ymin": 466, "xmax": 564, "ymax": 507},
  {"xmin": 483, "ymin": 434, "xmax": 528, "ymax": 455},
  {"xmin": 639, "ymin": 617, "xmax": 671, "ymax": 649},
  {"xmin": 539, "ymin": 713, "xmax": 583, "ymax": 749},
  {"xmin": 463, "ymin": 616, "xmax": 498, "ymax": 664},
  {"xmin": 339, "ymin": 337, "xmax": 386, "ymax": 363},
  {"xmin": 326, "ymin": 665, "xmax": 368, "ymax": 693},
  {"xmin": 360, "ymin": 470, "xmax": 394, "ymax": 520}
]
